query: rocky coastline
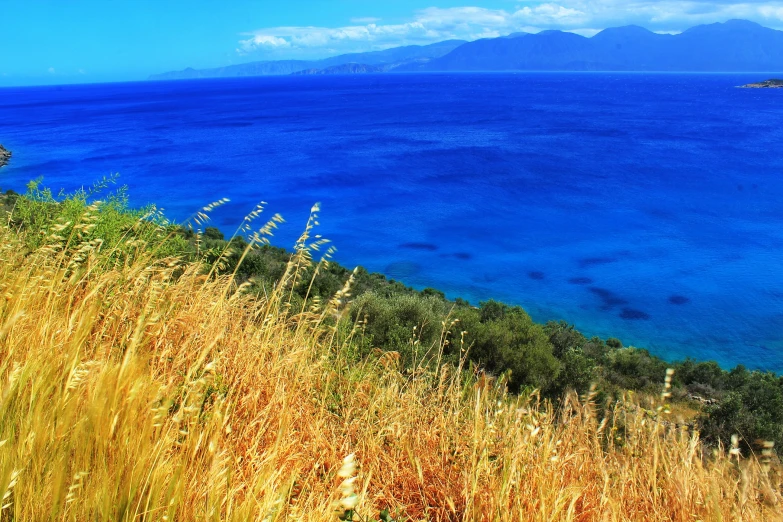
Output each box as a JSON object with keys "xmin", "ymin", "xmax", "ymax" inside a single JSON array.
[
  {"xmin": 0, "ymin": 145, "xmax": 11, "ymax": 168},
  {"xmin": 292, "ymin": 63, "xmax": 385, "ymax": 75},
  {"xmin": 739, "ymin": 78, "xmax": 783, "ymax": 88}
]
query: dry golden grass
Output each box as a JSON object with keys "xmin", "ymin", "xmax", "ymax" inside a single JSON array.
[{"xmin": 0, "ymin": 204, "xmax": 781, "ymax": 521}]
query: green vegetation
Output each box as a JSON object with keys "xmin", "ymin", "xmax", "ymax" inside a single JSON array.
[
  {"xmin": 1, "ymin": 181, "xmax": 780, "ymax": 456},
  {"xmin": 0, "ymin": 180, "xmax": 780, "ymax": 520}
]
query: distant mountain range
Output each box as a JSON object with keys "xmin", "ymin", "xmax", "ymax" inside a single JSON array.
[
  {"xmin": 149, "ymin": 19, "xmax": 783, "ymax": 80},
  {"xmin": 148, "ymin": 40, "xmax": 465, "ymax": 80}
]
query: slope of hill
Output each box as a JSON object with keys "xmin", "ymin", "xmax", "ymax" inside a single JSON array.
[
  {"xmin": 149, "ymin": 40, "xmax": 465, "ymax": 80},
  {"xmin": 292, "ymin": 63, "xmax": 385, "ymax": 75},
  {"xmin": 0, "ymin": 187, "xmax": 780, "ymax": 520},
  {"xmin": 406, "ymin": 19, "xmax": 783, "ymax": 72}
]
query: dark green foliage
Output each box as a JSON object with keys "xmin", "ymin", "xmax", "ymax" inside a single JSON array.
[
  {"xmin": 4, "ymin": 184, "xmax": 780, "ymax": 457},
  {"xmin": 422, "ymin": 287, "xmax": 446, "ymax": 299},
  {"xmin": 543, "ymin": 321, "xmax": 599, "ymax": 396},
  {"xmin": 454, "ymin": 297, "xmax": 471, "ymax": 307},
  {"xmin": 203, "ymin": 226, "xmax": 225, "ymax": 240},
  {"xmin": 676, "ymin": 359, "xmax": 725, "ymax": 392},
  {"xmin": 686, "ymin": 366, "xmax": 783, "ymax": 452},
  {"xmin": 552, "ymin": 348, "xmax": 597, "ymax": 396},
  {"xmin": 606, "ymin": 347, "xmax": 668, "ymax": 393},
  {"xmin": 699, "ymin": 370, "xmax": 783, "ymax": 452},
  {"xmin": 545, "ymin": 321, "xmax": 588, "ymax": 358},
  {"xmin": 453, "ymin": 302, "xmax": 561, "ymax": 393},
  {"xmin": 351, "ymin": 292, "xmax": 447, "ymax": 366}
]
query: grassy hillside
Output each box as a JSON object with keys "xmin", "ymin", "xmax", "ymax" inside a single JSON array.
[{"xmin": 0, "ymin": 184, "xmax": 780, "ymax": 520}]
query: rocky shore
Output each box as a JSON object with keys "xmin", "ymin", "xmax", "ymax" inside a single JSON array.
[
  {"xmin": 0, "ymin": 145, "xmax": 11, "ymax": 168},
  {"xmin": 739, "ymin": 79, "xmax": 783, "ymax": 88}
]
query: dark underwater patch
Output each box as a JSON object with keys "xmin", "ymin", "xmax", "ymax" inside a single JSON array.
[
  {"xmin": 281, "ymin": 126, "xmax": 327, "ymax": 133},
  {"xmin": 399, "ymin": 242, "xmax": 439, "ymax": 251},
  {"xmin": 668, "ymin": 294, "xmax": 690, "ymax": 305},
  {"xmin": 588, "ymin": 287, "xmax": 629, "ymax": 310},
  {"xmin": 568, "ymin": 276, "xmax": 593, "ymax": 285},
  {"xmin": 578, "ymin": 256, "xmax": 618, "ymax": 268},
  {"xmin": 15, "ymin": 160, "xmax": 69, "ymax": 172},
  {"xmin": 528, "ymin": 271, "xmax": 545, "ymax": 280},
  {"xmin": 81, "ymin": 153, "xmax": 135, "ymax": 163},
  {"xmin": 453, "ymin": 252, "xmax": 472, "ymax": 260},
  {"xmin": 620, "ymin": 308, "xmax": 650, "ymax": 320},
  {"xmin": 349, "ymin": 135, "xmax": 440, "ymax": 147},
  {"xmin": 472, "ymin": 272, "xmax": 499, "ymax": 284},
  {"xmin": 198, "ymin": 120, "xmax": 254, "ymax": 128}
]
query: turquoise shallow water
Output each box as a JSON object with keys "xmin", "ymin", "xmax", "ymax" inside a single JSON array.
[{"xmin": 1, "ymin": 73, "xmax": 782, "ymax": 371}]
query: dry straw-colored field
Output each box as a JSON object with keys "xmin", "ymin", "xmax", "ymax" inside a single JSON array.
[{"xmin": 0, "ymin": 199, "xmax": 780, "ymax": 521}]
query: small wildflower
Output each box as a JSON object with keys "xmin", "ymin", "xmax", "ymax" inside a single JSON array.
[
  {"xmin": 334, "ymin": 453, "xmax": 360, "ymax": 518},
  {"xmin": 340, "ymin": 494, "xmax": 359, "ymax": 510},
  {"xmin": 339, "ymin": 477, "xmax": 357, "ymax": 497},
  {"xmin": 337, "ymin": 453, "xmax": 356, "ymax": 478},
  {"xmin": 729, "ymin": 434, "xmax": 741, "ymax": 457}
]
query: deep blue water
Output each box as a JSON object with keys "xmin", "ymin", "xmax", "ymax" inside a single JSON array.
[{"xmin": 1, "ymin": 73, "xmax": 782, "ymax": 372}]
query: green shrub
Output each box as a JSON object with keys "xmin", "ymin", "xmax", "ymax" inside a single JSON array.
[
  {"xmin": 351, "ymin": 292, "xmax": 447, "ymax": 367},
  {"xmin": 605, "ymin": 347, "xmax": 668, "ymax": 393},
  {"xmin": 699, "ymin": 368, "xmax": 783, "ymax": 452},
  {"xmin": 454, "ymin": 301, "xmax": 561, "ymax": 393}
]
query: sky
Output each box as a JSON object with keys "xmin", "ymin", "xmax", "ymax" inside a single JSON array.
[{"xmin": 2, "ymin": 0, "xmax": 783, "ymax": 86}]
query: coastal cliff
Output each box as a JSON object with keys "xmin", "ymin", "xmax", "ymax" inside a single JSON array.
[
  {"xmin": 292, "ymin": 63, "xmax": 385, "ymax": 75},
  {"xmin": 0, "ymin": 145, "xmax": 11, "ymax": 168},
  {"xmin": 739, "ymin": 79, "xmax": 783, "ymax": 88}
]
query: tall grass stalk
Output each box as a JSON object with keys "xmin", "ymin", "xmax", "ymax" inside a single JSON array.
[{"xmin": 0, "ymin": 200, "xmax": 780, "ymax": 521}]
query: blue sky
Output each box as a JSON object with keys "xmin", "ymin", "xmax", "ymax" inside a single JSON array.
[{"xmin": 2, "ymin": 0, "xmax": 783, "ymax": 85}]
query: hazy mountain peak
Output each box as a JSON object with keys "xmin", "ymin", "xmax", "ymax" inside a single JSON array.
[
  {"xmin": 723, "ymin": 19, "xmax": 765, "ymax": 28},
  {"xmin": 593, "ymin": 25, "xmax": 657, "ymax": 39},
  {"xmin": 683, "ymin": 18, "xmax": 769, "ymax": 35}
]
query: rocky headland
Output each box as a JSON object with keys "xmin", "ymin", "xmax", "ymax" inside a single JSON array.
[
  {"xmin": 0, "ymin": 145, "xmax": 11, "ymax": 168},
  {"xmin": 739, "ymin": 78, "xmax": 783, "ymax": 88}
]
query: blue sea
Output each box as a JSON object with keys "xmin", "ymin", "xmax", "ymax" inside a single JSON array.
[{"xmin": 1, "ymin": 73, "xmax": 782, "ymax": 372}]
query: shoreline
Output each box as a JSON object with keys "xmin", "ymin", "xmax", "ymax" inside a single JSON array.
[
  {"xmin": 0, "ymin": 144, "xmax": 10, "ymax": 168},
  {"xmin": 0, "ymin": 184, "xmax": 777, "ymax": 375}
]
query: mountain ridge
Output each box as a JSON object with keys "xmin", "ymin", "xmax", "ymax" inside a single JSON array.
[
  {"xmin": 404, "ymin": 19, "xmax": 783, "ymax": 72},
  {"xmin": 149, "ymin": 40, "xmax": 465, "ymax": 80},
  {"xmin": 149, "ymin": 20, "xmax": 783, "ymax": 80}
]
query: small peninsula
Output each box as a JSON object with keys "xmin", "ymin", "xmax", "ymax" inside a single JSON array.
[
  {"xmin": 739, "ymin": 78, "xmax": 783, "ymax": 88},
  {"xmin": 0, "ymin": 144, "xmax": 11, "ymax": 168}
]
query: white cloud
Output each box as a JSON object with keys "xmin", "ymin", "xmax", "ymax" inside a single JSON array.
[
  {"xmin": 759, "ymin": 5, "xmax": 783, "ymax": 18},
  {"xmin": 47, "ymin": 67, "xmax": 56, "ymax": 74},
  {"xmin": 238, "ymin": 2, "xmax": 783, "ymax": 58}
]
